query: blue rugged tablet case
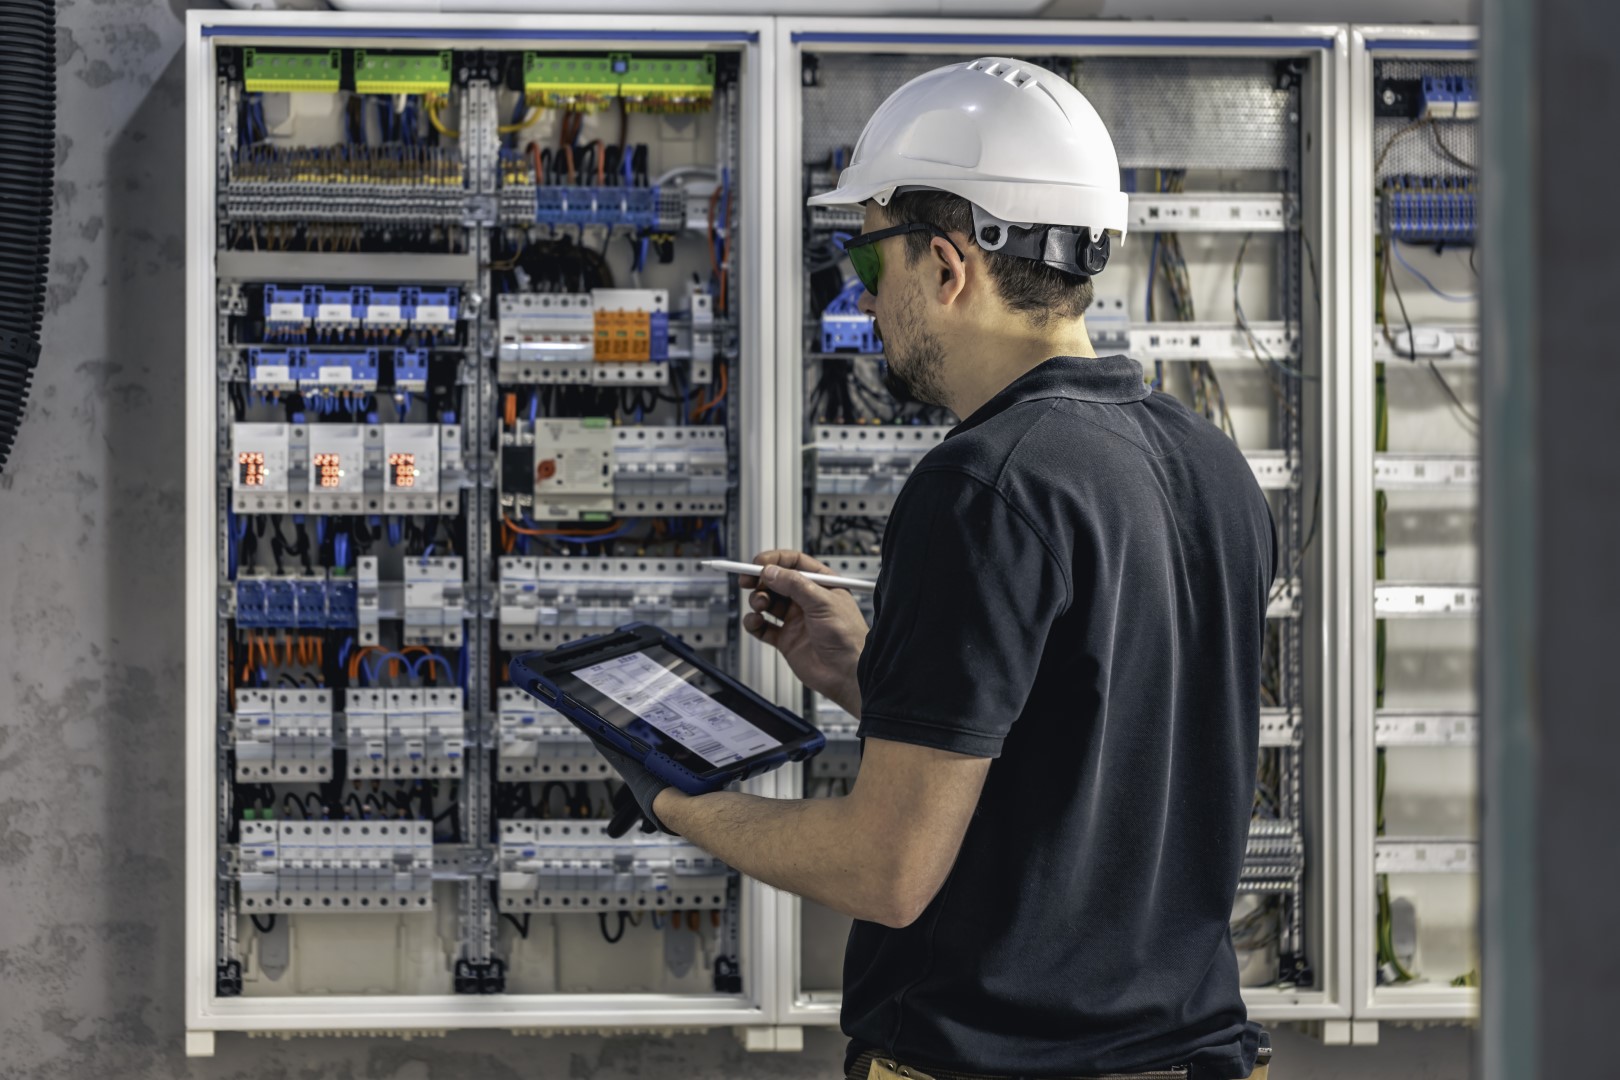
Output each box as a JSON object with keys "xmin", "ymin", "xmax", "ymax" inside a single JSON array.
[{"xmin": 509, "ymin": 622, "xmax": 826, "ymax": 795}]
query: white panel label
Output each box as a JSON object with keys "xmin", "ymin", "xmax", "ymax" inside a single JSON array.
[{"xmin": 267, "ymin": 303, "xmax": 305, "ymax": 322}]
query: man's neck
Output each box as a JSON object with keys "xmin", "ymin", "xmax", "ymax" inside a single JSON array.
[{"xmin": 943, "ymin": 315, "xmax": 1097, "ymax": 420}]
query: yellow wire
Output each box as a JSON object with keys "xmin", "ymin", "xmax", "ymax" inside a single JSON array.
[
  {"xmin": 498, "ymin": 108, "xmax": 540, "ymax": 134},
  {"xmin": 427, "ymin": 96, "xmax": 459, "ymax": 138}
]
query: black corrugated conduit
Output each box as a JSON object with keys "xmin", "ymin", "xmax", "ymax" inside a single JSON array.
[{"xmin": 0, "ymin": 0, "xmax": 56, "ymax": 473}]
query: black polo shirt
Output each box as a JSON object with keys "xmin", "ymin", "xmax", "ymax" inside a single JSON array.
[{"xmin": 843, "ymin": 355, "xmax": 1274, "ymax": 1079}]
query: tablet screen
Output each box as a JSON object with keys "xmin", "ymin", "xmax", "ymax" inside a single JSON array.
[{"xmin": 554, "ymin": 645, "xmax": 795, "ymax": 773}]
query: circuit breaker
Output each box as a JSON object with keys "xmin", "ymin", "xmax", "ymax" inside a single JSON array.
[{"xmin": 188, "ymin": 11, "xmax": 772, "ymax": 1046}]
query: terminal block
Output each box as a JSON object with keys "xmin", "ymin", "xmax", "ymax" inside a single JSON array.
[
  {"xmin": 500, "ymin": 417, "xmax": 616, "ymax": 519},
  {"xmin": 621, "ymin": 54, "xmax": 716, "ymax": 112},
  {"xmin": 1240, "ymin": 819, "xmax": 1305, "ymax": 895},
  {"xmin": 382, "ymin": 423, "xmax": 463, "ymax": 514},
  {"xmin": 496, "ymin": 687, "xmax": 614, "ymax": 780},
  {"xmin": 820, "ymin": 279, "xmax": 879, "ymax": 354},
  {"xmin": 355, "ymin": 555, "xmax": 466, "ymax": 647},
  {"xmin": 238, "ymin": 819, "xmax": 434, "ymax": 914},
  {"xmin": 1380, "ymin": 177, "xmax": 1476, "ymax": 244},
  {"xmin": 353, "ymin": 51, "xmax": 453, "ymax": 96},
  {"xmin": 346, "ymin": 688, "xmax": 467, "ymax": 780},
  {"xmin": 497, "ymin": 556, "xmax": 730, "ymax": 650},
  {"xmin": 233, "ymin": 688, "xmax": 335, "ymax": 781},
  {"xmin": 497, "ymin": 290, "xmax": 673, "ymax": 384},
  {"xmin": 313, "ymin": 286, "xmax": 365, "ymax": 337},
  {"xmin": 1420, "ymin": 74, "xmax": 1478, "ymax": 121},
  {"xmin": 300, "ymin": 350, "xmax": 380, "ymax": 395},
  {"xmin": 810, "ymin": 425, "xmax": 951, "ymax": 504},
  {"xmin": 236, "ymin": 571, "xmax": 358, "ymax": 629},
  {"xmin": 247, "ymin": 347, "xmax": 306, "ymax": 394},
  {"xmin": 243, "ymin": 49, "xmax": 341, "ymax": 93},
  {"xmin": 524, "ymin": 53, "xmax": 624, "ymax": 111},
  {"xmin": 497, "ymin": 820, "xmax": 730, "ymax": 915},
  {"xmin": 264, "ymin": 285, "xmax": 314, "ymax": 340},
  {"xmin": 393, "ymin": 349, "xmax": 430, "ymax": 392}
]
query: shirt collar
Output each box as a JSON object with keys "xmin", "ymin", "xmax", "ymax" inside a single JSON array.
[{"xmin": 948, "ymin": 355, "xmax": 1149, "ymax": 438}]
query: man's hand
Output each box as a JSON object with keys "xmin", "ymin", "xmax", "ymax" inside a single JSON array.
[
  {"xmin": 739, "ymin": 549, "xmax": 868, "ymax": 717},
  {"xmin": 586, "ymin": 736, "xmax": 673, "ymax": 837}
]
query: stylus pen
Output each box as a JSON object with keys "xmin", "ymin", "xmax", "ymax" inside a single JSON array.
[{"xmin": 701, "ymin": 559, "xmax": 877, "ymax": 594}]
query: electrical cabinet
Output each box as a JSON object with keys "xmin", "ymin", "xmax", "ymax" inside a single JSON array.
[
  {"xmin": 770, "ymin": 19, "xmax": 1352, "ymax": 1028},
  {"xmin": 186, "ymin": 10, "xmax": 778, "ymax": 1046},
  {"xmin": 185, "ymin": 9, "xmax": 1484, "ymax": 1055},
  {"xmin": 1349, "ymin": 24, "xmax": 1481, "ymax": 1024}
]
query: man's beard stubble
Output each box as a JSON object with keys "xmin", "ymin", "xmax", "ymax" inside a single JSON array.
[{"xmin": 875, "ymin": 315, "xmax": 950, "ymax": 409}]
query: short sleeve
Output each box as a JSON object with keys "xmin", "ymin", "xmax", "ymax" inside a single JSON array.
[{"xmin": 855, "ymin": 468, "xmax": 1070, "ymax": 758}]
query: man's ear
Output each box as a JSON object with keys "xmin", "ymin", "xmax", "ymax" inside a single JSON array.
[{"xmin": 932, "ymin": 235, "xmax": 968, "ymax": 306}]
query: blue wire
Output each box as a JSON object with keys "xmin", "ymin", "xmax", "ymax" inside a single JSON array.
[
  {"xmin": 411, "ymin": 654, "xmax": 456, "ymax": 683},
  {"xmin": 1392, "ymin": 242, "xmax": 1478, "ymax": 302},
  {"xmin": 529, "ymin": 392, "xmax": 539, "ymax": 424},
  {"xmin": 338, "ymin": 636, "xmax": 354, "ymax": 667},
  {"xmin": 421, "ymin": 543, "xmax": 435, "ymax": 562},
  {"xmin": 458, "ymin": 647, "xmax": 468, "ymax": 690}
]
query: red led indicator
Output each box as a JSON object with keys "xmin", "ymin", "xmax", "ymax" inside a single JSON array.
[
  {"xmin": 238, "ymin": 451, "xmax": 267, "ymax": 487},
  {"xmin": 388, "ymin": 452, "xmax": 418, "ymax": 488}
]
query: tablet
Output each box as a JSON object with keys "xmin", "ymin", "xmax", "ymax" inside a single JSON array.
[{"xmin": 509, "ymin": 623, "xmax": 826, "ymax": 795}]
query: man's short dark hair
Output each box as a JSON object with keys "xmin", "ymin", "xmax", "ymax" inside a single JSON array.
[{"xmin": 880, "ymin": 189, "xmax": 1096, "ymax": 324}]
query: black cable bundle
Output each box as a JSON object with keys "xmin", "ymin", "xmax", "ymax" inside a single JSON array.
[{"xmin": 0, "ymin": 0, "xmax": 55, "ymax": 473}]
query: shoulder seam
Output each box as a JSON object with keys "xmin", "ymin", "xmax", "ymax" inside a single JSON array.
[{"xmin": 908, "ymin": 460, "xmax": 1075, "ymax": 607}]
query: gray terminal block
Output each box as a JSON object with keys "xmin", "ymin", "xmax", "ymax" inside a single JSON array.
[
  {"xmin": 345, "ymin": 687, "xmax": 465, "ymax": 780},
  {"xmin": 238, "ymin": 819, "xmax": 434, "ymax": 915},
  {"xmin": 233, "ymin": 688, "xmax": 335, "ymax": 783},
  {"xmin": 496, "ymin": 687, "xmax": 612, "ymax": 781},
  {"xmin": 497, "ymin": 820, "xmax": 730, "ymax": 915},
  {"xmin": 496, "ymin": 556, "xmax": 730, "ymax": 652}
]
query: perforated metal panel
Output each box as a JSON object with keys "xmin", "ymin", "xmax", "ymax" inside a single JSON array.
[
  {"xmin": 1372, "ymin": 59, "xmax": 1479, "ymax": 182},
  {"xmin": 801, "ymin": 53, "xmax": 1297, "ymax": 171}
]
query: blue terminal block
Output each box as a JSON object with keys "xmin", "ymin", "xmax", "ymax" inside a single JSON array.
[
  {"xmin": 393, "ymin": 349, "xmax": 430, "ymax": 392},
  {"xmin": 819, "ymin": 278, "xmax": 881, "ymax": 354},
  {"xmin": 1421, "ymin": 74, "xmax": 1478, "ymax": 120},
  {"xmin": 409, "ymin": 287, "xmax": 460, "ymax": 337},
  {"xmin": 362, "ymin": 287, "xmax": 412, "ymax": 338},
  {"xmin": 312, "ymin": 286, "xmax": 365, "ymax": 338},
  {"xmin": 1384, "ymin": 176, "xmax": 1476, "ymax": 244},
  {"xmin": 532, "ymin": 184, "xmax": 661, "ymax": 228},
  {"xmin": 300, "ymin": 349, "xmax": 380, "ymax": 393},
  {"xmin": 327, "ymin": 577, "xmax": 358, "ymax": 626},
  {"xmin": 236, "ymin": 579, "xmax": 270, "ymax": 628},
  {"xmin": 649, "ymin": 310, "xmax": 671, "ymax": 361},
  {"xmin": 292, "ymin": 579, "xmax": 328, "ymax": 628},
  {"xmin": 264, "ymin": 285, "xmax": 315, "ymax": 340},
  {"xmin": 264, "ymin": 578, "xmax": 298, "ymax": 627},
  {"xmin": 247, "ymin": 347, "xmax": 305, "ymax": 393}
]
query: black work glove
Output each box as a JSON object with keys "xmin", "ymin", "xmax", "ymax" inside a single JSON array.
[{"xmin": 588, "ymin": 735, "xmax": 675, "ymax": 838}]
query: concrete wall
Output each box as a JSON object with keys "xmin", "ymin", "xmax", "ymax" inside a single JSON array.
[{"xmin": 0, "ymin": 1, "xmax": 1473, "ymax": 1076}]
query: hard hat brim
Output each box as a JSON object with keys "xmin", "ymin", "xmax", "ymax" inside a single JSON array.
[{"xmin": 808, "ymin": 177, "xmax": 1130, "ymax": 241}]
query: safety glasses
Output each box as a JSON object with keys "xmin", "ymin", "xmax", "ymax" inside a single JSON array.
[{"xmin": 842, "ymin": 223, "xmax": 965, "ymax": 297}]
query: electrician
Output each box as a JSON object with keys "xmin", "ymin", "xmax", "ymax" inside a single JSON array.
[{"xmin": 595, "ymin": 58, "xmax": 1275, "ymax": 1080}]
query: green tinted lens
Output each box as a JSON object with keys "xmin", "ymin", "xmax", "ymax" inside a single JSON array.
[{"xmin": 847, "ymin": 242, "xmax": 882, "ymax": 296}]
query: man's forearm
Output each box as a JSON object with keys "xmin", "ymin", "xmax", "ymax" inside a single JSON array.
[{"xmin": 652, "ymin": 787, "xmax": 902, "ymax": 927}]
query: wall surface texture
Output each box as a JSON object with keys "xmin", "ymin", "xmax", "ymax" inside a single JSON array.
[{"xmin": 0, "ymin": 1, "xmax": 1472, "ymax": 1076}]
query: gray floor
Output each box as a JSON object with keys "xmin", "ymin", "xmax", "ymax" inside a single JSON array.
[{"xmin": 0, "ymin": 0, "xmax": 1472, "ymax": 1075}]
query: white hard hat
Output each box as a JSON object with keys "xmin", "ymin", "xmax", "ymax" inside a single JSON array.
[{"xmin": 809, "ymin": 57, "xmax": 1128, "ymax": 274}]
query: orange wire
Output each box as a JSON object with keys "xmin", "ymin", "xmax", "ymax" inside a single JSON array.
[
  {"xmin": 502, "ymin": 517, "xmax": 627, "ymax": 538},
  {"xmin": 593, "ymin": 139, "xmax": 604, "ymax": 185},
  {"xmin": 315, "ymin": 638, "xmax": 323, "ymax": 669},
  {"xmin": 504, "ymin": 392, "xmax": 517, "ymax": 429},
  {"xmin": 283, "ymin": 636, "xmax": 294, "ymax": 667},
  {"xmin": 529, "ymin": 141, "xmax": 543, "ymax": 186},
  {"xmin": 696, "ymin": 362, "xmax": 728, "ymax": 417},
  {"xmin": 348, "ymin": 645, "xmax": 383, "ymax": 683},
  {"xmin": 563, "ymin": 144, "xmax": 576, "ymax": 185}
]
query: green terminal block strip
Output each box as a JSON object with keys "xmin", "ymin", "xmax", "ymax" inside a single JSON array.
[
  {"xmin": 622, "ymin": 55, "xmax": 716, "ymax": 107},
  {"xmin": 243, "ymin": 49, "xmax": 342, "ymax": 93},
  {"xmin": 524, "ymin": 54, "xmax": 624, "ymax": 110},
  {"xmin": 524, "ymin": 53, "xmax": 716, "ymax": 110},
  {"xmin": 354, "ymin": 51, "xmax": 453, "ymax": 95}
]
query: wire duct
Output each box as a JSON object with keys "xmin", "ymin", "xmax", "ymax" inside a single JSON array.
[{"xmin": 0, "ymin": 0, "xmax": 56, "ymax": 472}]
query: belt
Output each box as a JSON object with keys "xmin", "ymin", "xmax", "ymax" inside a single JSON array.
[
  {"xmin": 848, "ymin": 1048, "xmax": 1192, "ymax": 1080},
  {"xmin": 848, "ymin": 1046, "xmax": 1272, "ymax": 1080}
]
